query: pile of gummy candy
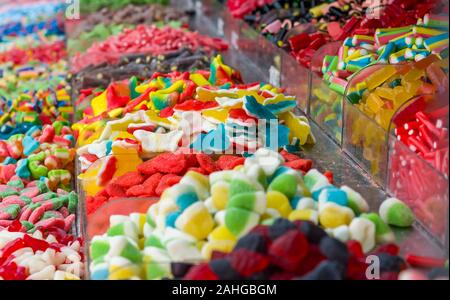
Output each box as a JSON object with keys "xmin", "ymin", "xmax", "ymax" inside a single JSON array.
[{"xmin": 0, "ymin": 0, "xmax": 448, "ymax": 281}]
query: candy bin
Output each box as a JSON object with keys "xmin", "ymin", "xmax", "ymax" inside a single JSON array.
[
  {"xmin": 309, "ymin": 41, "xmax": 343, "ymax": 142},
  {"xmin": 387, "ymin": 86, "xmax": 449, "ymax": 247}
]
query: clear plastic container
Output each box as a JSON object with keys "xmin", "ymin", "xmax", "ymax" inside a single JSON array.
[{"xmin": 309, "ymin": 41, "xmax": 343, "ymax": 143}]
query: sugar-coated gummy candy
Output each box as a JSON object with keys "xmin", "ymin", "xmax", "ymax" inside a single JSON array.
[
  {"xmin": 379, "ymin": 198, "xmax": 415, "ymax": 227},
  {"xmin": 319, "ymin": 202, "xmax": 355, "ymax": 229},
  {"xmin": 349, "ymin": 218, "xmax": 376, "ymax": 253},
  {"xmin": 319, "ymin": 236, "xmax": 349, "ymax": 266},
  {"xmin": 298, "ymin": 260, "xmax": 345, "ymax": 280},
  {"xmin": 269, "ymin": 230, "xmax": 309, "ymax": 272}
]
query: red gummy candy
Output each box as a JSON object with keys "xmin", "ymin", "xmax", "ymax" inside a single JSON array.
[
  {"xmin": 86, "ymin": 196, "xmax": 107, "ymax": 215},
  {"xmin": 114, "ymin": 171, "xmax": 144, "ymax": 188},
  {"xmin": 196, "ymin": 154, "xmax": 218, "ymax": 174},
  {"xmin": 184, "ymin": 263, "xmax": 219, "ymax": 280},
  {"xmin": 137, "ymin": 160, "xmax": 158, "ymax": 176},
  {"xmin": 269, "ymin": 272, "xmax": 296, "ymax": 280},
  {"xmin": 268, "ymin": 230, "xmax": 309, "ymax": 272},
  {"xmin": 184, "ymin": 153, "xmax": 199, "ymax": 168},
  {"xmin": 174, "ymin": 100, "xmax": 219, "ymax": 111},
  {"xmin": 347, "ymin": 240, "xmax": 365, "ymax": 259},
  {"xmin": 284, "ymin": 159, "xmax": 313, "ymax": 172},
  {"xmin": 98, "ymin": 156, "xmax": 117, "ymax": 186},
  {"xmin": 216, "ymin": 155, "xmax": 245, "ymax": 170},
  {"xmin": 143, "ymin": 173, "xmax": 164, "ymax": 196},
  {"xmin": 280, "ymin": 150, "xmax": 300, "ymax": 162},
  {"xmin": 105, "ymin": 183, "xmax": 127, "ymax": 198},
  {"xmin": 149, "ymin": 153, "xmax": 187, "ymax": 174},
  {"xmin": 346, "ymin": 256, "xmax": 369, "ymax": 280},
  {"xmin": 229, "ymin": 249, "xmax": 270, "ymax": 277},
  {"xmin": 155, "ymin": 174, "xmax": 182, "ymax": 196},
  {"xmin": 23, "ymin": 234, "xmax": 50, "ymax": 252},
  {"xmin": 126, "ymin": 185, "xmax": 150, "ymax": 197},
  {"xmin": 376, "ymin": 244, "xmax": 400, "ymax": 256},
  {"xmin": 324, "ymin": 171, "xmax": 334, "ymax": 184},
  {"xmin": 295, "ymin": 244, "xmax": 326, "ymax": 276}
]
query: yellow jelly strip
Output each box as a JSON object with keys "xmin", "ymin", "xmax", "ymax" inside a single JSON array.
[
  {"xmin": 189, "ymin": 73, "xmax": 211, "ymax": 86},
  {"xmin": 365, "ymin": 65, "xmax": 397, "ymax": 90}
]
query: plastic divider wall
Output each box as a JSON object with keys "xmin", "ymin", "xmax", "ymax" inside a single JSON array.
[{"xmin": 194, "ymin": 0, "xmax": 449, "ymax": 254}]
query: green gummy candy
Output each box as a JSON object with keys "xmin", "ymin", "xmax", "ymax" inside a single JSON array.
[
  {"xmin": 229, "ymin": 179, "xmax": 256, "ymax": 198},
  {"xmin": 268, "ymin": 174, "xmax": 297, "ymax": 200},
  {"xmin": 68, "ymin": 192, "xmax": 78, "ymax": 213},
  {"xmin": 380, "ymin": 198, "xmax": 415, "ymax": 227},
  {"xmin": 227, "ymin": 193, "xmax": 256, "ymax": 211},
  {"xmin": 42, "ymin": 211, "xmax": 61, "ymax": 220},
  {"xmin": 387, "ymin": 203, "xmax": 415, "ymax": 227},
  {"xmin": 1, "ymin": 204, "xmax": 20, "ymax": 218},
  {"xmin": 121, "ymin": 242, "xmax": 143, "ymax": 264},
  {"xmin": 227, "ymin": 192, "xmax": 266, "ymax": 214},
  {"xmin": 146, "ymin": 261, "xmax": 170, "ymax": 280},
  {"xmin": 20, "ymin": 221, "xmax": 34, "ymax": 231},
  {"xmin": 361, "ymin": 213, "xmax": 392, "ymax": 236},
  {"xmin": 90, "ymin": 238, "xmax": 110, "ymax": 261},
  {"xmin": 144, "ymin": 235, "xmax": 165, "ymax": 249},
  {"xmin": 225, "ymin": 207, "xmax": 259, "ymax": 237},
  {"xmin": 7, "ymin": 179, "xmax": 24, "ymax": 189}
]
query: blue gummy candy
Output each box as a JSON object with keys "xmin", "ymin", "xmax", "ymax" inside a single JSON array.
[
  {"xmin": 176, "ymin": 193, "xmax": 198, "ymax": 211},
  {"xmin": 243, "ymin": 96, "xmax": 276, "ymax": 120},
  {"xmin": 16, "ymin": 159, "xmax": 31, "ymax": 179},
  {"xmin": 166, "ymin": 211, "xmax": 182, "ymax": 228},
  {"xmin": 22, "ymin": 136, "xmax": 40, "ymax": 156},
  {"xmin": 2, "ymin": 157, "xmax": 17, "ymax": 165},
  {"xmin": 265, "ymin": 101, "xmax": 297, "ymax": 115},
  {"xmin": 319, "ymin": 187, "xmax": 348, "ymax": 207}
]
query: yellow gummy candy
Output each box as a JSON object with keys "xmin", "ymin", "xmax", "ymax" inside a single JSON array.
[
  {"xmin": 319, "ymin": 203, "xmax": 354, "ymax": 228},
  {"xmin": 208, "ymin": 225, "xmax": 237, "ymax": 242},
  {"xmin": 366, "ymin": 93, "xmax": 384, "ymax": 114},
  {"xmin": 289, "ymin": 209, "xmax": 319, "ymax": 224},
  {"xmin": 91, "ymin": 90, "xmax": 108, "ymax": 116},
  {"xmin": 111, "ymin": 131, "xmax": 136, "ymax": 141},
  {"xmin": 280, "ymin": 111, "xmax": 311, "ymax": 145},
  {"xmin": 108, "ymin": 108, "xmax": 124, "ymax": 118},
  {"xmin": 266, "ymin": 190, "xmax": 292, "ymax": 218},
  {"xmin": 145, "ymin": 110, "xmax": 173, "ymax": 127},
  {"xmin": 202, "ymin": 109, "xmax": 230, "ymax": 123},
  {"xmin": 211, "ymin": 181, "xmax": 230, "ymax": 210},
  {"xmin": 109, "ymin": 265, "xmax": 141, "ymax": 280},
  {"xmin": 201, "ymin": 240, "xmax": 235, "ymax": 260},
  {"xmin": 365, "ymin": 65, "xmax": 397, "ymax": 91},
  {"xmin": 374, "ymin": 87, "xmax": 396, "ymax": 101},
  {"xmin": 189, "ymin": 73, "xmax": 211, "ymax": 87},
  {"xmin": 175, "ymin": 202, "xmax": 214, "ymax": 240}
]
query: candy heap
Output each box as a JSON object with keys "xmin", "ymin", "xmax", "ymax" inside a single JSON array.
[
  {"xmin": 73, "ymin": 56, "xmax": 315, "ymax": 171},
  {"xmin": 70, "ymin": 25, "xmax": 229, "ymax": 73},
  {"xmin": 229, "ymin": 0, "xmax": 445, "ymax": 69},
  {"xmin": 0, "ymin": 1, "xmax": 83, "ymax": 280},
  {"xmin": 84, "ymin": 152, "xmax": 247, "ymax": 215},
  {"xmin": 88, "ymin": 148, "xmax": 425, "ymax": 280},
  {"xmin": 323, "ymin": 15, "xmax": 449, "ymax": 96},
  {"xmin": 182, "ymin": 218, "xmax": 448, "ymax": 280}
]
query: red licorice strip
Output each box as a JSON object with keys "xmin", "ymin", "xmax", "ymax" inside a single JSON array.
[{"xmin": 405, "ymin": 254, "xmax": 447, "ymax": 268}]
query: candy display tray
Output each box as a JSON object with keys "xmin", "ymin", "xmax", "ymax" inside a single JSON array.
[{"xmin": 191, "ymin": 0, "xmax": 449, "ymax": 255}]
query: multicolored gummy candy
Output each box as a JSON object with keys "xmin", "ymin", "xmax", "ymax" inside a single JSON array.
[{"xmin": 88, "ymin": 148, "xmax": 419, "ymax": 279}]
